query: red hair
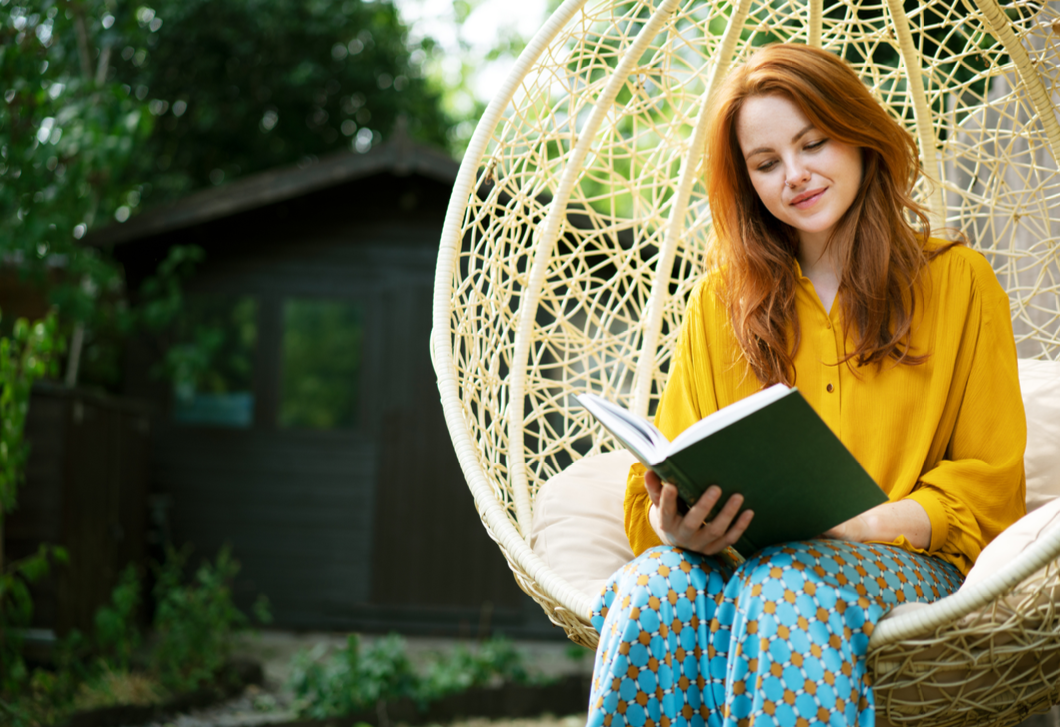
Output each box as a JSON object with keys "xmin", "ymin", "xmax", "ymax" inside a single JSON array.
[{"xmin": 704, "ymin": 44, "xmax": 948, "ymax": 386}]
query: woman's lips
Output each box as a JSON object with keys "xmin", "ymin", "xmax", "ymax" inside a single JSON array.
[{"xmin": 791, "ymin": 188, "xmax": 826, "ymax": 208}]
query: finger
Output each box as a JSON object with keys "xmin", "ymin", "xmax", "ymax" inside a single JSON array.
[
  {"xmin": 682, "ymin": 485, "xmax": 722, "ymax": 536},
  {"xmin": 658, "ymin": 483, "xmax": 680, "ymax": 523},
  {"xmin": 660, "ymin": 483, "xmax": 693, "ymax": 540},
  {"xmin": 700, "ymin": 508, "xmax": 754, "ymax": 555},
  {"xmin": 690, "ymin": 493, "xmax": 744, "ymax": 550},
  {"xmin": 655, "ymin": 484, "xmax": 698, "ymax": 548},
  {"xmin": 713, "ymin": 491, "xmax": 746, "ymax": 530},
  {"xmin": 647, "ymin": 504, "xmax": 671, "ymax": 546},
  {"xmin": 685, "ymin": 485, "xmax": 721, "ymax": 521},
  {"xmin": 644, "ymin": 470, "xmax": 663, "ymax": 507},
  {"xmin": 694, "ymin": 491, "xmax": 744, "ymax": 541},
  {"xmin": 720, "ymin": 509, "xmax": 754, "ymax": 546}
]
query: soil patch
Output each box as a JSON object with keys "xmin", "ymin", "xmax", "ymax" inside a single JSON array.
[
  {"xmin": 63, "ymin": 659, "xmax": 264, "ymax": 727},
  {"xmin": 270, "ymin": 675, "xmax": 590, "ymax": 727}
]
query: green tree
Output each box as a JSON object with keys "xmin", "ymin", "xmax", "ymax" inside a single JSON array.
[
  {"xmin": 0, "ymin": 0, "xmax": 151, "ymax": 327},
  {"xmin": 2, "ymin": 0, "xmax": 450, "ymax": 251},
  {"xmin": 2, "ymin": 0, "xmax": 452, "ymax": 389},
  {"xmin": 112, "ymin": 0, "xmax": 451, "ymax": 206}
]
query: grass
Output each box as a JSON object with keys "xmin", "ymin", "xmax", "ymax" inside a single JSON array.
[{"xmin": 72, "ymin": 666, "xmax": 169, "ymax": 710}]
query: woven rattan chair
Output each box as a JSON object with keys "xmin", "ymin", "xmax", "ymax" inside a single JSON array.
[{"xmin": 431, "ymin": 1, "xmax": 1060, "ymax": 725}]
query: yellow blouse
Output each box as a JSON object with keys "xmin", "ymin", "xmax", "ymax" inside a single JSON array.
[{"xmin": 624, "ymin": 241, "xmax": 1026, "ymax": 575}]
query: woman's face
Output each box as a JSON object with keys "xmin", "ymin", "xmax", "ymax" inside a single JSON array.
[{"xmin": 735, "ymin": 93, "xmax": 863, "ymax": 253}]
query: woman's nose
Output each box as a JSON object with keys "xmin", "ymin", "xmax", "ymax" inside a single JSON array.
[{"xmin": 785, "ymin": 164, "xmax": 810, "ymax": 189}]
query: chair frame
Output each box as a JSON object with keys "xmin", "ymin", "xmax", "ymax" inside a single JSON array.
[{"xmin": 432, "ymin": 1, "xmax": 1060, "ymax": 725}]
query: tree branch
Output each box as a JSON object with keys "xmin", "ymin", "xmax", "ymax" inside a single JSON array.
[
  {"xmin": 95, "ymin": 44, "xmax": 112, "ymax": 86},
  {"xmin": 69, "ymin": 1, "xmax": 94, "ymax": 82}
]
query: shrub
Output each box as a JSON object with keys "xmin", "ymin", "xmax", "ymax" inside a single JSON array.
[
  {"xmin": 288, "ymin": 633, "xmax": 544, "ymax": 719},
  {"xmin": 150, "ymin": 544, "xmax": 271, "ymax": 693},
  {"xmin": 93, "ymin": 564, "xmax": 142, "ymax": 672},
  {"xmin": 418, "ymin": 637, "xmax": 531, "ymax": 700},
  {"xmin": 289, "ymin": 634, "xmax": 418, "ymax": 719},
  {"xmin": 4, "ymin": 544, "xmax": 271, "ymax": 724}
]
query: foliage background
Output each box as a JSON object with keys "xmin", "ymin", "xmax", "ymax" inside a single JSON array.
[
  {"xmin": 110, "ymin": 0, "xmax": 451, "ymax": 206},
  {"xmin": 0, "ymin": 0, "xmax": 473, "ymax": 392}
]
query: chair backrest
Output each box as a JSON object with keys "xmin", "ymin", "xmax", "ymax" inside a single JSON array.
[{"xmin": 433, "ymin": 0, "xmax": 1060, "ymax": 545}]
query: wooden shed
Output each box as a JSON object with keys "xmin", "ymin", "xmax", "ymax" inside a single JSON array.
[{"xmin": 88, "ymin": 134, "xmax": 555, "ymax": 636}]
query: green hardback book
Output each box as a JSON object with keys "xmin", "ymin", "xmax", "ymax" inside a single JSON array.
[{"xmin": 577, "ymin": 384, "xmax": 888, "ymax": 558}]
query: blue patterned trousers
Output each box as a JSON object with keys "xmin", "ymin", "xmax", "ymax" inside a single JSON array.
[{"xmin": 588, "ymin": 541, "xmax": 963, "ymax": 727}]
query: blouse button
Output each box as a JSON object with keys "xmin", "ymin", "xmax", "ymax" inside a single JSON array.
[{"xmin": 826, "ymin": 383, "xmax": 834, "ymax": 393}]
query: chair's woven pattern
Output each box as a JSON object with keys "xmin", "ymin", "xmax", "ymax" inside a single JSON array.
[
  {"xmin": 433, "ymin": 0, "xmax": 1060, "ymax": 723},
  {"xmin": 868, "ymin": 562, "xmax": 1060, "ymax": 727}
]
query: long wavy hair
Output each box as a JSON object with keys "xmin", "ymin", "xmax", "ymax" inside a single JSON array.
[{"xmin": 705, "ymin": 44, "xmax": 947, "ymax": 386}]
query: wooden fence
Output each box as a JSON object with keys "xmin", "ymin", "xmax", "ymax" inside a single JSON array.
[{"xmin": 5, "ymin": 383, "xmax": 151, "ymax": 635}]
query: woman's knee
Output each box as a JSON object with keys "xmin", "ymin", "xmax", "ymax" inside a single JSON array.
[
  {"xmin": 731, "ymin": 542, "xmax": 867, "ymax": 598},
  {"xmin": 612, "ymin": 546, "xmax": 726, "ymax": 593},
  {"xmin": 725, "ymin": 543, "xmax": 886, "ymax": 651},
  {"xmin": 594, "ymin": 546, "xmax": 730, "ymax": 628}
]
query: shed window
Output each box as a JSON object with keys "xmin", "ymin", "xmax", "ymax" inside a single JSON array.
[
  {"xmin": 171, "ymin": 295, "xmax": 257, "ymax": 428},
  {"xmin": 279, "ymin": 298, "xmax": 364, "ymax": 430}
]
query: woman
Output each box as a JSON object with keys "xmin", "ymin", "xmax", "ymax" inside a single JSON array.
[{"xmin": 588, "ymin": 44, "xmax": 1026, "ymax": 727}]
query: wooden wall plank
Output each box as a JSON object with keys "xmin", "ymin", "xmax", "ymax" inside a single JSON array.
[
  {"xmin": 7, "ymin": 388, "xmax": 152, "ymax": 634},
  {"xmin": 369, "ymin": 283, "xmax": 527, "ymax": 615},
  {"xmin": 152, "ymin": 429, "xmax": 376, "ymax": 625}
]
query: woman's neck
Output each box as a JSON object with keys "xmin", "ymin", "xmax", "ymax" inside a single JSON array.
[{"xmin": 796, "ymin": 236, "xmax": 841, "ymax": 313}]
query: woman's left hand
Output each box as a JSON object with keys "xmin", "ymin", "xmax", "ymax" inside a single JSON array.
[{"xmin": 823, "ymin": 499, "xmax": 932, "ymax": 549}]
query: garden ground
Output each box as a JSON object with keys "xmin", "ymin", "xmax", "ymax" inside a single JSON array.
[
  {"xmin": 123, "ymin": 631, "xmax": 593, "ymax": 727},
  {"xmin": 124, "ymin": 631, "xmax": 1060, "ymax": 727}
]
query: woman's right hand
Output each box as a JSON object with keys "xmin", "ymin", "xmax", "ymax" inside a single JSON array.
[{"xmin": 645, "ymin": 470, "xmax": 754, "ymax": 555}]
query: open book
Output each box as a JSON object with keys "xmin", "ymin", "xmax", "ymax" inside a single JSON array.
[{"xmin": 577, "ymin": 385, "xmax": 888, "ymax": 558}]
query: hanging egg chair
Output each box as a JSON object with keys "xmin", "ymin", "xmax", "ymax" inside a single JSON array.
[{"xmin": 432, "ymin": 1, "xmax": 1060, "ymax": 725}]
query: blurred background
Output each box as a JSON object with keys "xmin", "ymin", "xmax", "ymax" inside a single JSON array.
[{"xmin": 0, "ymin": 1, "xmax": 598, "ymax": 723}]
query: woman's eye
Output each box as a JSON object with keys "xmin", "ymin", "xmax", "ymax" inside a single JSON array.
[
  {"xmin": 806, "ymin": 139, "xmax": 827, "ymax": 150},
  {"xmin": 756, "ymin": 160, "xmax": 777, "ymax": 172}
]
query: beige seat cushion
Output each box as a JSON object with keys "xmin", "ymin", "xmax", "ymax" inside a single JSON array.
[
  {"xmin": 529, "ymin": 450, "xmax": 637, "ymax": 600},
  {"xmin": 531, "ymin": 358, "xmax": 1060, "ymax": 602},
  {"xmin": 1019, "ymin": 358, "xmax": 1060, "ymax": 512},
  {"xmin": 962, "ymin": 496, "xmax": 1060, "ymax": 590}
]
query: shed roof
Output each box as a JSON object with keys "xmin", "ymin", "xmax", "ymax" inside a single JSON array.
[{"xmin": 87, "ymin": 132, "xmax": 459, "ymax": 248}]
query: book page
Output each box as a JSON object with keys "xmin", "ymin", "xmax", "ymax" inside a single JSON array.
[
  {"xmin": 667, "ymin": 383, "xmax": 792, "ymax": 455},
  {"xmin": 576, "ymin": 394, "xmax": 667, "ymax": 463}
]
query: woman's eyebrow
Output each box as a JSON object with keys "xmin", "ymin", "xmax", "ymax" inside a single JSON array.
[{"xmin": 744, "ymin": 123, "xmax": 819, "ymax": 160}]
